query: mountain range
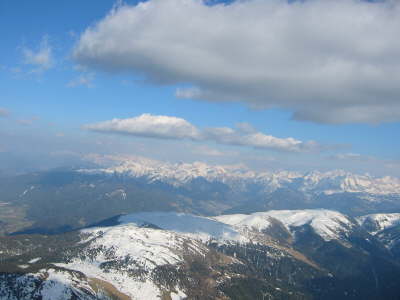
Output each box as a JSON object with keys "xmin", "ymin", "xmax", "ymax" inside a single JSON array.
[
  {"xmin": 2, "ymin": 209, "xmax": 400, "ymax": 299},
  {"xmin": 82, "ymin": 157, "xmax": 400, "ymax": 195},
  {"xmin": 1, "ymin": 157, "xmax": 400, "ymax": 299},
  {"xmin": 1, "ymin": 157, "xmax": 399, "ymax": 236}
]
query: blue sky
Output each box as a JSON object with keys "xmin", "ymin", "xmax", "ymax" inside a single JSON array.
[{"xmin": 1, "ymin": 0, "xmax": 399, "ymax": 176}]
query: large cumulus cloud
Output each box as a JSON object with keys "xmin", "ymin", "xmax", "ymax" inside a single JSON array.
[{"xmin": 73, "ymin": 0, "xmax": 400, "ymax": 124}]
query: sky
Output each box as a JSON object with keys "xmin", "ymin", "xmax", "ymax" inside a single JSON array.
[{"xmin": 0, "ymin": 0, "xmax": 399, "ymax": 176}]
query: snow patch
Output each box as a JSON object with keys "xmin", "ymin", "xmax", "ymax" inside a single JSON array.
[
  {"xmin": 171, "ymin": 289, "xmax": 187, "ymax": 300},
  {"xmin": 28, "ymin": 257, "xmax": 41, "ymax": 264},
  {"xmin": 18, "ymin": 265, "xmax": 29, "ymax": 269}
]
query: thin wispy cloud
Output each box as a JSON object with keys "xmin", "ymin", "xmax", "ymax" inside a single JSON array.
[
  {"xmin": 191, "ymin": 145, "xmax": 227, "ymax": 157},
  {"xmin": 17, "ymin": 116, "xmax": 39, "ymax": 126},
  {"xmin": 74, "ymin": 0, "xmax": 400, "ymax": 124},
  {"xmin": 67, "ymin": 73, "xmax": 95, "ymax": 88},
  {"xmin": 84, "ymin": 114, "xmax": 323, "ymax": 153},
  {"xmin": 22, "ymin": 36, "xmax": 53, "ymax": 73},
  {"xmin": 331, "ymin": 153, "xmax": 365, "ymax": 161}
]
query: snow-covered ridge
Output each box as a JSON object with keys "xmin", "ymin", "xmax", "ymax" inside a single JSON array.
[
  {"xmin": 94, "ymin": 209, "xmax": 355, "ymax": 243},
  {"xmin": 63, "ymin": 208, "xmax": 356, "ymax": 292},
  {"xmin": 118, "ymin": 212, "xmax": 246, "ymax": 243},
  {"xmin": 357, "ymin": 213, "xmax": 400, "ymax": 234},
  {"xmin": 215, "ymin": 209, "xmax": 355, "ymax": 242},
  {"xmin": 79, "ymin": 156, "xmax": 400, "ymax": 195}
]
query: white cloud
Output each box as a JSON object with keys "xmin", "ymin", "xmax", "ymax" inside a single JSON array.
[
  {"xmin": 84, "ymin": 113, "xmax": 322, "ymax": 153},
  {"xmin": 191, "ymin": 145, "xmax": 236, "ymax": 157},
  {"xmin": 385, "ymin": 160, "xmax": 400, "ymax": 170},
  {"xmin": 84, "ymin": 113, "xmax": 202, "ymax": 140},
  {"xmin": 235, "ymin": 122, "xmax": 257, "ymax": 134},
  {"xmin": 74, "ymin": 0, "xmax": 400, "ymax": 124},
  {"xmin": 22, "ymin": 36, "xmax": 53, "ymax": 72},
  {"xmin": 322, "ymin": 153, "xmax": 400, "ymax": 176},
  {"xmin": 331, "ymin": 153, "xmax": 365, "ymax": 161},
  {"xmin": 17, "ymin": 116, "xmax": 39, "ymax": 126},
  {"xmin": 67, "ymin": 73, "xmax": 95, "ymax": 88},
  {"xmin": 0, "ymin": 108, "xmax": 9, "ymax": 118},
  {"xmin": 203, "ymin": 127, "xmax": 312, "ymax": 152}
]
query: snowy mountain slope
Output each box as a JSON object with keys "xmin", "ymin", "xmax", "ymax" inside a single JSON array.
[
  {"xmin": 112, "ymin": 210, "xmax": 353, "ymax": 243},
  {"xmin": 0, "ymin": 268, "xmax": 110, "ymax": 300},
  {"xmin": 3, "ymin": 209, "xmax": 400, "ymax": 300},
  {"xmin": 357, "ymin": 213, "xmax": 400, "ymax": 257},
  {"xmin": 1, "ymin": 211, "xmax": 323, "ymax": 300},
  {"xmin": 57, "ymin": 223, "xmax": 207, "ymax": 299},
  {"xmin": 118, "ymin": 212, "xmax": 246, "ymax": 243},
  {"xmin": 80, "ymin": 157, "xmax": 400, "ymax": 196},
  {"xmin": 215, "ymin": 209, "xmax": 355, "ymax": 242},
  {"xmin": 357, "ymin": 213, "xmax": 400, "ymax": 234},
  {"xmin": 0, "ymin": 210, "xmax": 335, "ymax": 300},
  {"xmin": 0, "ymin": 220, "xmax": 228, "ymax": 300}
]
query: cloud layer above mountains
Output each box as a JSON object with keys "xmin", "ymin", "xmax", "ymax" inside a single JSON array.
[
  {"xmin": 74, "ymin": 0, "xmax": 400, "ymax": 124},
  {"xmin": 84, "ymin": 113, "xmax": 321, "ymax": 153}
]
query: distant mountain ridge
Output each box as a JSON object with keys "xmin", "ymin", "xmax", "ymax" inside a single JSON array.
[
  {"xmin": 1, "ymin": 157, "xmax": 400, "ymax": 237},
  {"xmin": 80, "ymin": 157, "xmax": 400, "ymax": 196}
]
